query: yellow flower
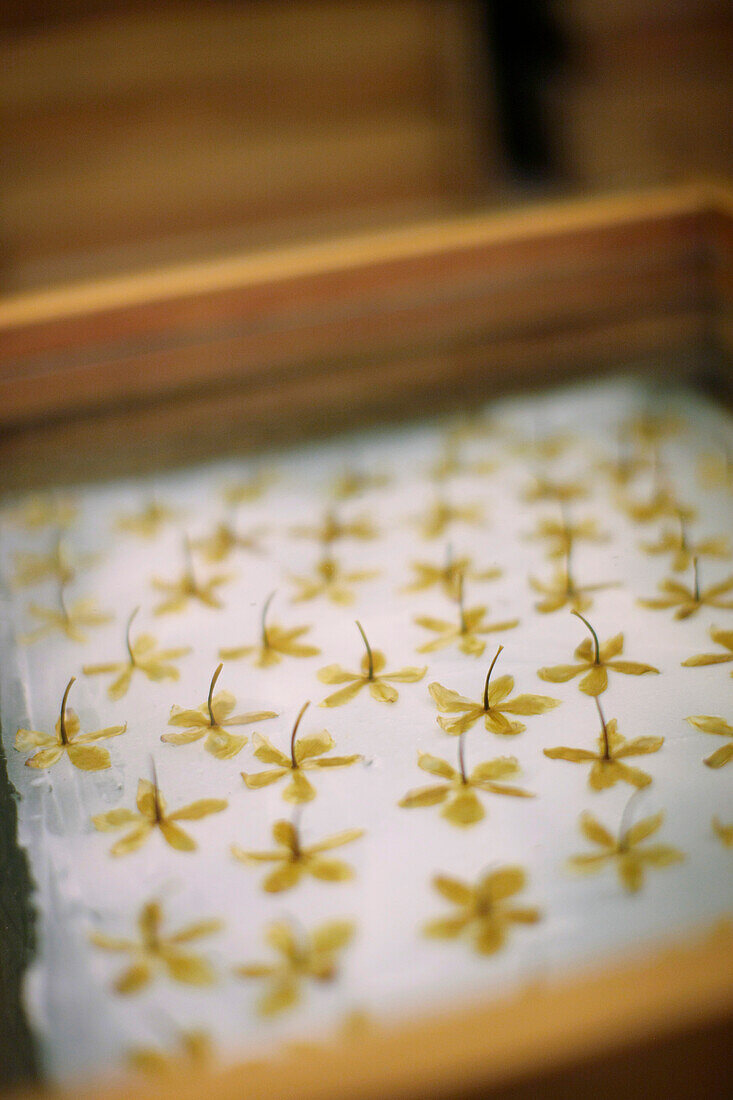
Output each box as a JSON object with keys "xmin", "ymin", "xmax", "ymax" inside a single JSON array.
[
  {"xmin": 530, "ymin": 565, "xmax": 615, "ymax": 614},
  {"xmin": 235, "ymin": 919, "xmax": 355, "ymax": 1016},
  {"xmin": 83, "ymin": 607, "xmax": 190, "ymax": 699},
  {"xmin": 222, "ymin": 471, "xmax": 275, "ymax": 506},
  {"xmin": 624, "ymin": 412, "xmax": 682, "ymax": 447},
  {"xmin": 712, "ymin": 817, "xmax": 733, "ymax": 848},
  {"xmin": 152, "ymin": 538, "xmax": 230, "ymax": 614},
  {"xmin": 424, "ymin": 866, "xmax": 541, "ymax": 955},
  {"xmin": 429, "ymin": 645, "xmax": 560, "ymax": 736},
  {"xmin": 12, "ymin": 539, "xmax": 98, "ymax": 588},
  {"xmin": 403, "ymin": 551, "xmax": 500, "ymax": 600},
  {"xmin": 90, "ymin": 900, "xmax": 222, "ymax": 994},
  {"xmin": 290, "ymin": 511, "xmax": 377, "ymax": 543},
  {"xmin": 4, "ymin": 493, "xmax": 77, "ymax": 530},
  {"xmin": 161, "ymin": 664, "xmax": 276, "ymax": 759},
  {"xmin": 428, "ymin": 443, "xmax": 496, "ymax": 481},
  {"xmin": 685, "ymin": 714, "xmax": 733, "ymax": 768},
  {"xmin": 569, "ymin": 809, "xmax": 684, "ymax": 893},
  {"xmin": 509, "ymin": 431, "xmax": 572, "ymax": 462},
  {"xmin": 218, "ymin": 591, "xmax": 320, "ymax": 667},
  {"xmin": 618, "ymin": 487, "xmax": 695, "ymax": 524},
  {"xmin": 538, "ymin": 611, "xmax": 658, "ymax": 695},
  {"xmin": 330, "ymin": 469, "xmax": 390, "ymax": 501},
  {"xmin": 242, "ymin": 702, "xmax": 360, "ymax": 801},
  {"xmin": 21, "ymin": 593, "xmax": 113, "ymax": 644},
  {"xmin": 232, "ymin": 818, "xmax": 363, "ymax": 892},
  {"xmin": 682, "ymin": 627, "xmax": 733, "ymax": 676},
  {"xmin": 92, "ymin": 773, "xmax": 227, "ymax": 855},
  {"xmin": 415, "ymin": 499, "xmax": 482, "ymax": 539},
  {"xmin": 399, "ymin": 739, "xmax": 533, "ymax": 827},
  {"xmin": 595, "ymin": 452, "xmax": 650, "ymax": 488},
  {"xmin": 115, "ymin": 500, "xmax": 179, "ymax": 538},
  {"xmin": 289, "ymin": 555, "xmax": 377, "ymax": 605},
  {"xmin": 544, "ymin": 697, "xmax": 663, "ymax": 789},
  {"xmin": 640, "ymin": 517, "xmax": 730, "ymax": 572},
  {"xmin": 522, "ymin": 476, "xmax": 587, "ymax": 504},
  {"xmin": 127, "ymin": 1031, "xmax": 213, "ymax": 1076},
  {"xmin": 192, "ymin": 522, "xmax": 266, "ymax": 563},
  {"xmin": 15, "ymin": 677, "xmax": 126, "ymax": 771},
  {"xmin": 318, "ymin": 621, "xmax": 426, "ymax": 706},
  {"xmin": 526, "ymin": 515, "xmax": 608, "ymax": 560},
  {"xmin": 638, "ymin": 560, "xmax": 733, "ymax": 619},
  {"xmin": 414, "ymin": 573, "xmax": 518, "ymax": 657}
]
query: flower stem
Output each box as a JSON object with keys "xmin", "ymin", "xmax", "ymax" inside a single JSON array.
[
  {"xmin": 261, "ymin": 591, "xmax": 276, "ymax": 647},
  {"xmin": 355, "ymin": 620, "xmax": 374, "ymax": 680},
  {"xmin": 595, "ymin": 696, "xmax": 610, "ymax": 760},
  {"xmin": 572, "ymin": 609, "xmax": 600, "ymax": 665},
  {"xmin": 483, "ymin": 646, "xmax": 504, "ymax": 711},
  {"xmin": 125, "ymin": 607, "xmax": 140, "ymax": 664},
  {"xmin": 692, "ymin": 556, "xmax": 700, "ymax": 602},
  {"xmin": 208, "ymin": 664, "xmax": 223, "ymax": 726},
  {"xmin": 290, "ymin": 701, "xmax": 310, "ymax": 767},
  {"xmin": 458, "ymin": 730, "xmax": 467, "ymax": 784},
  {"xmin": 59, "ymin": 677, "xmax": 75, "ymax": 745},
  {"xmin": 150, "ymin": 756, "xmax": 162, "ymax": 823}
]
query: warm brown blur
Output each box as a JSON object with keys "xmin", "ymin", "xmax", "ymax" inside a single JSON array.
[{"xmin": 2, "ymin": 1, "xmax": 731, "ymax": 293}]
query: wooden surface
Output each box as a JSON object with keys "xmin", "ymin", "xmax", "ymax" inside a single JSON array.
[{"xmin": 0, "ymin": 181, "xmax": 731, "ymax": 491}]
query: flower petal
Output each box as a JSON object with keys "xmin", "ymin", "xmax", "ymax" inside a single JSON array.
[
  {"xmin": 283, "ymin": 770, "xmax": 316, "ymax": 802},
  {"xmin": 163, "ymin": 952, "xmax": 216, "ymax": 985},
  {"xmin": 686, "ymin": 715, "xmax": 733, "ymax": 737},
  {"xmin": 578, "ymin": 665, "xmax": 608, "ymax": 696},
  {"xmin": 160, "ymin": 727, "xmax": 205, "ymax": 746},
  {"xmin": 470, "ymin": 756, "xmax": 520, "ymax": 781},
  {"xmin": 294, "ymin": 730, "xmax": 334, "ymax": 762},
  {"xmin": 537, "ymin": 664, "xmax": 584, "ymax": 683},
  {"xmin": 252, "ymin": 734, "xmax": 290, "ymax": 766},
  {"xmin": 704, "ymin": 743, "xmax": 733, "ymax": 768},
  {"xmin": 639, "ymin": 844, "xmax": 684, "ymax": 868},
  {"xmin": 311, "ymin": 920, "xmax": 355, "ymax": 954},
  {"xmin": 307, "ymin": 858, "xmax": 353, "ymax": 882},
  {"xmin": 24, "ymin": 747, "xmax": 64, "ymax": 769},
  {"xmin": 579, "ymin": 812, "xmax": 615, "ymax": 848},
  {"xmin": 308, "ymin": 828, "xmax": 364, "ymax": 854},
  {"xmin": 399, "ymin": 784, "xmax": 449, "ymax": 808},
  {"xmin": 15, "ymin": 728, "xmax": 56, "ymax": 749},
  {"xmin": 474, "ymin": 919, "xmax": 506, "ymax": 955},
  {"xmin": 74, "ymin": 724, "xmax": 126, "ymax": 744},
  {"xmin": 258, "ymin": 978, "xmax": 299, "ymax": 1016},
  {"xmin": 482, "ymin": 866, "xmax": 525, "ymax": 900},
  {"xmin": 204, "ymin": 728, "xmax": 247, "ymax": 760},
  {"xmin": 608, "ymin": 660, "xmax": 659, "ymax": 677},
  {"xmin": 384, "ymin": 666, "xmax": 427, "ymax": 683},
  {"xmin": 544, "ymin": 746, "xmax": 597, "ymax": 763},
  {"xmin": 263, "ymin": 862, "xmax": 301, "ymax": 892},
  {"xmin": 616, "ymin": 736, "xmax": 664, "ymax": 758},
  {"xmin": 168, "ymin": 919, "xmax": 223, "ymax": 944},
  {"xmin": 417, "ymin": 751, "xmax": 457, "ymax": 780},
  {"xmin": 115, "ymin": 961, "xmax": 153, "ymax": 994},
  {"xmin": 433, "ymin": 874, "xmax": 473, "ymax": 906},
  {"xmin": 110, "ymin": 826, "xmax": 152, "ymax": 856},
  {"xmin": 369, "ymin": 680, "xmax": 398, "ymax": 703},
  {"xmin": 500, "ymin": 693, "xmax": 560, "ymax": 716},
  {"xmin": 428, "ymin": 682, "xmax": 475, "ymax": 712},
  {"xmin": 241, "ymin": 768, "xmax": 287, "ymax": 789},
  {"xmin": 159, "ymin": 822, "xmax": 197, "ymax": 851},
  {"xmin": 320, "ymin": 680, "xmax": 365, "ymax": 707},
  {"xmin": 92, "ymin": 808, "xmax": 140, "ymax": 831},
  {"xmin": 67, "ymin": 744, "xmax": 111, "ymax": 771},
  {"xmin": 442, "ymin": 788, "xmax": 484, "ymax": 827},
  {"xmin": 423, "ymin": 916, "xmax": 468, "ymax": 939},
  {"xmin": 169, "ymin": 798, "xmax": 227, "ymax": 821}
]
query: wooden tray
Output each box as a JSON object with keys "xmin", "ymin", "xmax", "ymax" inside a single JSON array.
[{"xmin": 1, "ymin": 181, "xmax": 732, "ymax": 1100}]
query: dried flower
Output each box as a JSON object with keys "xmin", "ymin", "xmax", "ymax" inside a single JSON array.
[
  {"xmin": 116, "ymin": 500, "xmax": 179, "ymax": 538},
  {"xmin": 403, "ymin": 548, "xmax": 500, "ymax": 600},
  {"xmin": 162, "ymin": 664, "xmax": 276, "ymax": 759},
  {"xmin": 509, "ymin": 432, "xmax": 572, "ymax": 462},
  {"xmin": 21, "ymin": 588, "xmax": 112, "ymax": 644},
  {"xmin": 218, "ymin": 591, "xmax": 320, "ymax": 667},
  {"xmin": 399, "ymin": 735, "xmax": 532, "ymax": 827},
  {"xmin": 236, "ymin": 920, "xmax": 355, "ymax": 1016},
  {"xmin": 697, "ymin": 447, "xmax": 733, "ymax": 492},
  {"xmin": 12, "ymin": 538, "xmax": 97, "ymax": 588},
  {"xmin": 526, "ymin": 515, "xmax": 608, "ymax": 560},
  {"xmin": 414, "ymin": 572, "xmax": 518, "ymax": 656},
  {"xmin": 318, "ymin": 621, "xmax": 425, "ymax": 706},
  {"xmin": 530, "ymin": 564, "xmax": 615, "ymax": 615},
  {"xmin": 638, "ymin": 559, "xmax": 733, "ymax": 619},
  {"xmin": 222, "ymin": 471, "xmax": 275, "ymax": 506},
  {"xmin": 128, "ymin": 1031, "xmax": 213, "ymax": 1076},
  {"xmin": 618, "ymin": 487, "xmax": 695, "ymax": 525},
  {"xmin": 623, "ymin": 412, "xmax": 682, "ymax": 447},
  {"xmin": 4, "ymin": 493, "xmax": 77, "ymax": 530},
  {"xmin": 712, "ymin": 817, "xmax": 733, "ymax": 848},
  {"xmin": 90, "ymin": 900, "xmax": 222, "ymax": 993},
  {"xmin": 242, "ymin": 702, "xmax": 360, "ymax": 801},
  {"xmin": 92, "ymin": 767, "xmax": 227, "ymax": 855},
  {"xmin": 289, "ymin": 555, "xmax": 377, "ymax": 605},
  {"xmin": 424, "ymin": 866, "xmax": 540, "ymax": 955},
  {"xmin": 544, "ymin": 696, "xmax": 663, "ymax": 789},
  {"xmin": 153, "ymin": 537, "xmax": 230, "ymax": 614},
  {"xmin": 538, "ymin": 611, "xmax": 658, "ymax": 695},
  {"xmin": 429, "ymin": 646, "xmax": 560, "ymax": 736},
  {"xmin": 415, "ymin": 499, "xmax": 482, "ymax": 539},
  {"xmin": 232, "ymin": 818, "xmax": 363, "ymax": 892},
  {"xmin": 291, "ymin": 511, "xmax": 376, "ymax": 543},
  {"xmin": 522, "ymin": 476, "xmax": 587, "ymax": 505},
  {"xmin": 192, "ymin": 522, "xmax": 266, "ymax": 563},
  {"xmin": 15, "ymin": 677, "xmax": 125, "ymax": 770},
  {"xmin": 682, "ymin": 627, "xmax": 733, "ymax": 676},
  {"xmin": 428, "ymin": 442, "xmax": 496, "ymax": 481},
  {"xmin": 330, "ymin": 469, "xmax": 390, "ymax": 501},
  {"xmin": 685, "ymin": 714, "xmax": 733, "ymax": 768},
  {"xmin": 83, "ymin": 608, "xmax": 190, "ymax": 699},
  {"xmin": 568, "ymin": 807, "xmax": 683, "ymax": 893},
  {"xmin": 640, "ymin": 514, "xmax": 729, "ymax": 572}
]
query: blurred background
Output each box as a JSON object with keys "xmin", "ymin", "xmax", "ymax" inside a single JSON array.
[{"xmin": 2, "ymin": 0, "xmax": 731, "ymax": 294}]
